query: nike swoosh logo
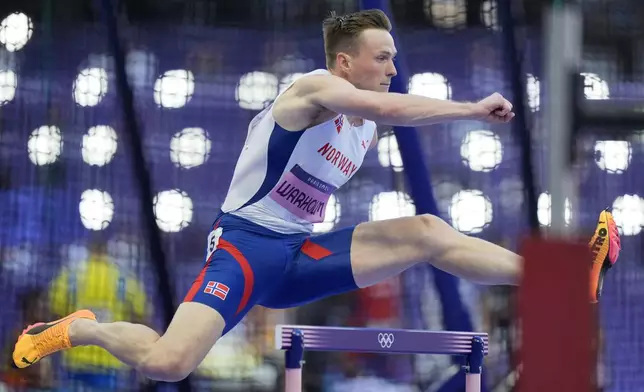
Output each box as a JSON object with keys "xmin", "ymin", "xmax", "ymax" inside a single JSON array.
[
  {"xmin": 21, "ymin": 356, "xmax": 38, "ymax": 365},
  {"xmin": 26, "ymin": 313, "xmax": 81, "ymax": 335}
]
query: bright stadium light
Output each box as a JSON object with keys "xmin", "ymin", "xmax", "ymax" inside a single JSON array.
[
  {"xmin": 73, "ymin": 67, "xmax": 108, "ymax": 107},
  {"xmin": 236, "ymin": 71, "xmax": 278, "ymax": 110},
  {"xmin": 449, "ymin": 190, "xmax": 493, "ymax": 234},
  {"xmin": 408, "ymin": 73, "xmax": 452, "ymax": 100},
  {"xmin": 28, "ymin": 125, "xmax": 63, "ymax": 165},
  {"xmin": 279, "ymin": 73, "xmax": 305, "ymax": 94},
  {"xmin": 377, "ymin": 134, "xmax": 403, "ymax": 172},
  {"xmin": 79, "ymin": 189, "xmax": 114, "ymax": 231},
  {"xmin": 170, "ymin": 127, "xmax": 212, "ymax": 169},
  {"xmin": 526, "ymin": 73, "xmax": 540, "ymax": 112},
  {"xmin": 481, "ymin": 0, "xmax": 499, "ymax": 31},
  {"xmin": 82, "ymin": 126, "xmax": 118, "ymax": 166},
  {"xmin": 154, "ymin": 189, "xmax": 193, "ymax": 232},
  {"xmin": 612, "ymin": 194, "xmax": 644, "ymax": 236},
  {"xmin": 313, "ymin": 194, "xmax": 341, "ymax": 233},
  {"xmin": 460, "ymin": 130, "xmax": 503, "ymax": 172},
  {"xmin": 153, "ymin": 69, "xmax": 195, "ymax": 109},
  {"xmin": 594, "ymin": 140, "xmax": 631, "ymax": 174},
  {"xmin": 0, "ymin": 69, "xmax": 17, "ymax": 105},
  {"xmin": 427, "ymin": 0, "xmax": 466, "ymax": 29},
  {"xmin": 0, "ymin": 12, "xmax": 33, "ymax": 52},
  {"xmin": 582, "ymin": 72, "xmax": 610, "ymax": 100},
  {"xmin": 369, "ymin": 191, "xmax": 415, "ymax": 221},
  {"xmin": 537, "ymin": 192, "xmax": 572, "ymax": 227}
]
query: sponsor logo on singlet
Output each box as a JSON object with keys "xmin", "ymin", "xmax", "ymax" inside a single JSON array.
[{"xmin": 268, "ymin": 164, "xmax": 337, "ymax": 223}]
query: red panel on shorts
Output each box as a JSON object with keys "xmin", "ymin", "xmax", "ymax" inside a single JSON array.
[
  {"xmin": 300, "ymin": 238, "xmax": 333, "ymax": 260},
  {"xmin": 183, "ymin": 257, "xmax": 212, "ymax": 302},
  {"xmin": 218, "ymin": 239, "xmax": 255, "ymax": 315},
  {"xmin": 183, "ymin": 221, "xmax": 220, "ymax": 303}
]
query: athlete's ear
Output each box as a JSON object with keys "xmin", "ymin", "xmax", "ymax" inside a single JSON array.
[{"xmin": 336, "ymin": 52, "xmax": 352, "ymax": 73}]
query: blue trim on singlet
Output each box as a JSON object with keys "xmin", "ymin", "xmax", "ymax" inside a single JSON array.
[{"xmin": 240, "ymin": 123, "xmax": 303, "ymax": 209}]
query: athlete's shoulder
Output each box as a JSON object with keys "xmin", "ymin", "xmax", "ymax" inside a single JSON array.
[
  {"xmin": 288, "ymin": 69, "xmax": 353, "ymax": 96},
  {"xmin": 272, "ymin": 69, "xmax": 346, "ymax": 132}
]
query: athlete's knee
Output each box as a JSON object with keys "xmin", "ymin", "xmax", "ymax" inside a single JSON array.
[
  {"xmin": 416, "ymin": 213, "xmax": 464, "ymax": 258},
  {"xmin": 136, "ymin": 303, "xmax": 224, "ymax": 382},
  {"xmin": 416, "ymin": 213, "xmax": 447, "ymax": 230},
  {"xmin": 138, "ymin": 347, "xmax": 195, "ymax": 382}
]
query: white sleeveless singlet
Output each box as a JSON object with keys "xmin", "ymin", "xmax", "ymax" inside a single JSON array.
[{"xmin": 221, "ymin": 69, "xmax": 376, "ymax": 234}]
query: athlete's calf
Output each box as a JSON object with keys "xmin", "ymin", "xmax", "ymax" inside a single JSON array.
[{"xmin": 69, "ymin": 302, "xmax": 224, "ymax": 382}]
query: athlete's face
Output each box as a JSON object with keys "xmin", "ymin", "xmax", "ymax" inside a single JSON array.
[{"xmin": 339, "ymin": 29, "xmax": 398, "ymax": 92}]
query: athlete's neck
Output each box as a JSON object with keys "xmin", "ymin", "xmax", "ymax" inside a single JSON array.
[{"xmin": 326, "ymin": 68, "xmax": 364, "ymax": 125}]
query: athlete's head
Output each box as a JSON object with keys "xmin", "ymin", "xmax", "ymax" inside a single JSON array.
[{"xmin": 323, "ymin": 9, "xmax": 397, "ymax": 92}]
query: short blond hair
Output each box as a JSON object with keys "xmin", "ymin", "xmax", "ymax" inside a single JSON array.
[{"xmin": 322, "ymin": 9, "xmax": 392, "ymax": 68}]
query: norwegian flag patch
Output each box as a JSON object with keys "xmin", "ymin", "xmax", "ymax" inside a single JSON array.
[{"xmin": 204, "ymin": 281, "xmax": 229, "ymax": 300}]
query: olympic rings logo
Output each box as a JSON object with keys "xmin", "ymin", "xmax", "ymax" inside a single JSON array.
[{"xmin": 378, "ymin": 333, "xmax": 395, "ymax": 348}]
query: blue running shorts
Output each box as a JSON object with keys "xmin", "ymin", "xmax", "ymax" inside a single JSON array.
[{"xmin": 183, "ymin": 212, "xmax": 359, "ymax": 335}]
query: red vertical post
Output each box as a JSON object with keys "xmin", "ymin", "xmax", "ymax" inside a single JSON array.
[{"xmin": 518, "ymin": 237, "xmax": 596, "ymax": 392}]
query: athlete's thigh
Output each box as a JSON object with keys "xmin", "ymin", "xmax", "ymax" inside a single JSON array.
[
  {"xmin": 183, "ymin": 221, "xmax": 287, "ymax": 335},
  {"xmin": 259, "ymin": 226, "xmax": 359, "ymax": 309},
  {"xmin": 349, "ymin": 214, "xmax": 461, "ymax": 288}
]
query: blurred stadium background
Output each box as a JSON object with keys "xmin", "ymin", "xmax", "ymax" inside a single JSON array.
[{"xmin": 0, "ymin": 0, "xmax": 642, "ymax": 391}]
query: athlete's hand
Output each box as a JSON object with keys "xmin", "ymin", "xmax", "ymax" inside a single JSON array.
[{"xmin": 472, "ymin": 93, "xmax": 515, "ymax": 124}]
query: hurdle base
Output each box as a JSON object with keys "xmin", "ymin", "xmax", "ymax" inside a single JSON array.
[
  {"xmin": 465, "ymin": 374, "xmax": 481, "ymax": 392},
  {"xmin": 284, "ymin": 369, "xmax": 303, "ymax": 392}
]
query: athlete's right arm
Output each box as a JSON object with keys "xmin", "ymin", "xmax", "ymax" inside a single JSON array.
[{"xmin": 297, "ymin": 75, "xmax": 514, "ymax": 126}]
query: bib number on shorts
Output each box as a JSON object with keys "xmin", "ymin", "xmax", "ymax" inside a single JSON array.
[
  {"xmin": 206, "ymin": 227, "xmax": 223, "ymax": 261},
  {"xmin": 268, "ymin": 164, "xmax": 337, "ymax": 223}
]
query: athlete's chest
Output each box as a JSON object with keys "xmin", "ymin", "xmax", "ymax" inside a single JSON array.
[{"xmin": 291, "ymin": 115, "xmax": 374, "ymax": 181}]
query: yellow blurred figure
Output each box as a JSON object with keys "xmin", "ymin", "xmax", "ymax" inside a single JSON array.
[{"xmin": 48, "ymin": 242, "xmax": 148, "ymax": 388}]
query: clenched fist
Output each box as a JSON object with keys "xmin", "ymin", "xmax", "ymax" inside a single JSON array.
[{"xmin": 472, "ymin": 93, "xmax": 515, "ymax": 124}]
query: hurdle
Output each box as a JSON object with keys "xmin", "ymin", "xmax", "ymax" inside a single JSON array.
[{"xmin": 275, "ymin": 324, "xmax": 488, "ymax": 392}]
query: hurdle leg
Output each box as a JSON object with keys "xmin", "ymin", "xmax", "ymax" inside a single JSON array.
[
  {"xmin": 284, "ymin": 329, "xmax": 305, "ymax": 392},
  {"xmin": 464, "ymin": 336, "xmax": 485, "ymax": 392}
]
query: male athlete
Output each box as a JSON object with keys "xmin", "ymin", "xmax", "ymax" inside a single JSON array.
[{"xmin": 14, "ymin": 9, "xmax": 620, "ymax": 382}]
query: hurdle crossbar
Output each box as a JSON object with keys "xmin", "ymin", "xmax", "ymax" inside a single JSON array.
[{"xmin": 275, "ymin": 324, "xmax": 488, "ymax": 392}]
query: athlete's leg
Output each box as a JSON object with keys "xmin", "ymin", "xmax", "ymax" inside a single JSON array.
[
  {"xmin": 67, "ymin": 302, "xmax": 223, "ymax": 382},
  {"xmin": 259, "ymin": 220, "xmax": 518, "ymax": 308},
  {"xmin": 350, "ymin": 210, "xmax": 620, "ymax": 294},
  {"xmin": 350, "ymin": 214, "xmax": 521, "ymax": 288},
  {"xmin": 14, "ymin": 216, "xmax": 289, "ymax": 381},
  {"xmin": 260, "ymin": 210, "xmax": 620, "ymax": 309},
  {"xmin": 12, "ymin": 305, "xmax": 220, "ymax": 382},
  {"xmin": 14, "ymin": 286, "xmax": 233, "ymax": 382},
  {"xmin": 66, "ymin": 221, "xmax": 272, "ymax": 382}
]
